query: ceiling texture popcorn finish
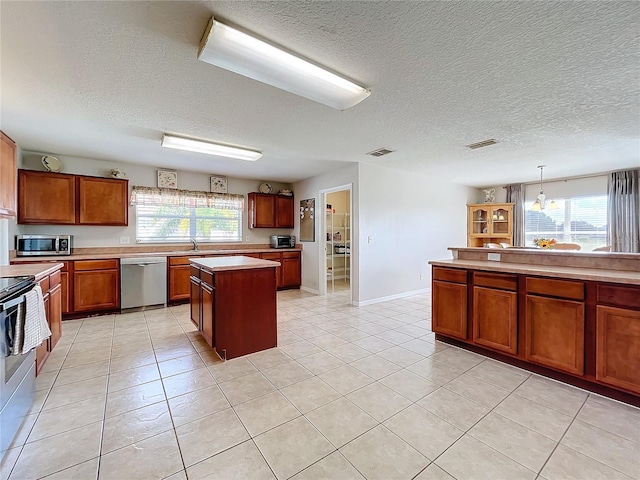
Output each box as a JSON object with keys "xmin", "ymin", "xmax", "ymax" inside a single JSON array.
[{"xmin": 1, "ymin": 1, "xmax": 638, "ymax": 186}]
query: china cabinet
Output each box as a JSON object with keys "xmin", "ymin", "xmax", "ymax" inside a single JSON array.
[{"xmin": 467, "ymin": 203, "xmax": 514, "ymax": 247}]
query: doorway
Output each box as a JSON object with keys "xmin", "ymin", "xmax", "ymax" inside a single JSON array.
[{"xmin": 321, "ymin": 186, "xmax": 352, "ymax": 300}]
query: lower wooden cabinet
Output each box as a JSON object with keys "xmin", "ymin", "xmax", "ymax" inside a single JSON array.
[
  {"xmin": 168, "ymin": 256, "xmax": 203, "ymax": 303},
  {"xmin": 596, "ymin": 305, "xmax": 640, "ymax": 394},
  {"xmin": 189, "ymin": 276, "xmax": 200, "ymax": 328},
  {"xmin": 260, "ymin": 251, "xmax": 301, "ymax": 290},
  {"xmin": 201, "ymin": 283, "xmax": 215, "ymax": 347},
  {"xmin": 432, "ymin": 280, "xmax": 467, "ymax": 340},
  {"xmin": 525, "ymin": 294, "xmax": 585, "ymax": 375},
  {"xmin": 48, "ymin": 284, "xmax": 62, "ymax": 350},
  {"xmin": 473, "ymin": 286, "xmax": 517, "ymax": 354},
  {"xmin": 73, "ymin": 260, "xmax": 119, "ymax": 312},
  {"xmin": 261, "ymin": 253, "xmax": 283, "ymax": 288},
  {"xmin": 34, "ymin": 267, "xmax": 63, "ymax": 375}
]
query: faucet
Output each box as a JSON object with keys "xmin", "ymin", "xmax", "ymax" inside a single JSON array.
[{"xmin": 190, "ymin": 238, "xmax": 199, "ymax": 251}]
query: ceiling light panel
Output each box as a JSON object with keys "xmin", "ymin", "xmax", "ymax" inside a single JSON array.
[
  {"xmin": 198, "ymin": 17, "xmax": 371, "ymax": 110},
  {"xmin": 161, "ymin": 134, "xmax": 262, "ymax": 161}
]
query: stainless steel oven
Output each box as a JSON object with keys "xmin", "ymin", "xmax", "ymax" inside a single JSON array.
[{"xmin": 0, "ymin": 276, "xmax": 36, "ymax": 460}]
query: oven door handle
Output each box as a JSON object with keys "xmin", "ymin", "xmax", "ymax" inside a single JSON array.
[{"xmin": 0, "ymin": 294, "xmax": 27, "ymax": 312}]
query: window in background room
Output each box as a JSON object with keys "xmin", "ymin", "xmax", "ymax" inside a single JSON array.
[{"xmin": 525, "ymin": 195, "xmax": 608, "ymax": 250}]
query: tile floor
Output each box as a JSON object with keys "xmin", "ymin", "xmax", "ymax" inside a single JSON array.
[{"xmin": 2, "ymin": 288, "xmax": 639, "ymax": 480}]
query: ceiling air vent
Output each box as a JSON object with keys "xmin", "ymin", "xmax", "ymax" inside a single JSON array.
[
  {"xmin": 466, "ymin": 139, "xmax": 498, "ymax": 150},
  {"xmin": 367, "ymin": 148, "xmax": 395, "ymax": 157}
]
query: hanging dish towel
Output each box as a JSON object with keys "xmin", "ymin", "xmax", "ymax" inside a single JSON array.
[
  {"xmin": 10, "ymin": 302, "xmax": 25, "ymax": 355},
  {"xmin": 21, "ymin": 285, "xmax": 51, "ymax": 354}
]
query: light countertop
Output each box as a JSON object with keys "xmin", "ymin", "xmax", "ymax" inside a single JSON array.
[
  {"xmin": 191, "ymin": 256, "xmax": 281, "ymax": 272},
  {"xmin": 0, "ymin": 263, "xmax": 64, "ymax": 280},
  {"xmin": 429, "ymin": 259, "xmax": 640, "ymax": 285}
]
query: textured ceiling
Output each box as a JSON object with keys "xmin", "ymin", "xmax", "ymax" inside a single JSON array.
[{"xmin": 1, "ymin": 1, "xmax": 638, "ymax": 186}]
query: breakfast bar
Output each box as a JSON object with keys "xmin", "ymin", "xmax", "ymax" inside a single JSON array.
[
  {"xmin": 188, "ymin": 256, "xmax": 280, "ymax": 360},
  {"xmin": 429, "ymin": 248, "xmax": 640, "ymax": 406}
]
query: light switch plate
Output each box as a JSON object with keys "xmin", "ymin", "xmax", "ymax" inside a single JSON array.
[
  {"xmin": 487, "ymin": 253, "xmax": 501, "ymax": 261},
  {"xmin": 119, "ymin": 236, "xmax": 130, "ymax": 244}
]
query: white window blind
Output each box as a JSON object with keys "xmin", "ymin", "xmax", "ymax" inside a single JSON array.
[
  {"xmin": 525, "ymin": 195, "xmax": 608, "ymax": 250},
  {"xmin": 130, "ymin": 186, "xmax": 244, "ymax": 243}
]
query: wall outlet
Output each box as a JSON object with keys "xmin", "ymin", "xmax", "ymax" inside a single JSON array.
[
  {"xmin": 119, "ymin": 236, "xmax": 130, "ymax": 245},
  {"xmin": 419, "ymin": 273, "xmax": 424, "ymax": 280},
  {"xmin": 487, "ymin": 253, "xmax": 501, "ymax": 262},
  {"xmin": 245, "ymin": 235, "xmax": 250, "ymax": 242},
  {"xmin": 367, "ymin": 235, "xmax": 373, "ymax": 244}
]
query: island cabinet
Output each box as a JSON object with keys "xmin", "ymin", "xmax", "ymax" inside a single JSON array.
[
  {"xmin": 73, "ymin": 259, "xmax": 120, "ymax": 312},
  {"xmin": 190, "ymin": 257, "xmax": 278, "ymax": 360},
  {"xmin": 0, "ymin": 131, "xmax": 17, "ymax": 218},
  {"xmin": 33, "ymin": 266, "xmax": 63, "ymax": 375},
  {"xmin": 432, "ymin": 267, "xmax": 468, "ymax": 340},
  {"xmin": 18, "ymin": 169, "xmax": 128, "ymax": 225},
  {"xmin": 248, "ymin": 193, "xmax": 294, "ymax": 228},
  {"xmin": 472, "ymin": 272, "xmax": 518, "ymax": 355}
]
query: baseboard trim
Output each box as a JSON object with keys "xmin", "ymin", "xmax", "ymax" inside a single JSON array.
[
  {"xmin": 300, "ymin": 286, "xmax": 321, "ymax": 295},
  {"xmin": 354, "ymin": 288, "xmax": 430, "ymax": 307}
]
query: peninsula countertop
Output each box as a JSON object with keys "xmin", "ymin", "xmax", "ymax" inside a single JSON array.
[
  {"xmin": 190, "ymin": 256, "xmax": 281, "ymax": 272},
  {"xmin": 0, "ymin": 262, "xmax": 64, "ymax": 280}
]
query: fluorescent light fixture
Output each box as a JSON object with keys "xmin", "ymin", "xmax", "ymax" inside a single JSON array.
[
  {"xmin": 161, "ymin": 134, "xmax": 262, "ymax": 161},
  {"xmin": 198, "ymin": 17, "xmax": 371, "ymax": 110}
]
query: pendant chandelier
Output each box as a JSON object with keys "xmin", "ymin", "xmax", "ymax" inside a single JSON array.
[{"xmin": 531, "ymin": 165, "xmax": 558, "ymax": 211}]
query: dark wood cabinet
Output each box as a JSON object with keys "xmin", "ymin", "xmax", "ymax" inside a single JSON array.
[
  {"xmin": 48, "ymin": 284, "xmax": 62, "ymax": 350},
  {"xmin": 18, "ymin": 170, "xmax": 76, "ymax": 224},
  {"xmin": 33, "ymin": 266, "xmax": 63, "ymax": 375},
  {"xmin": 281, "ymin": 252, "xmax": 301, "ymax": 288},
  {"xmin": 201, "ymin": 283, "xmax": 215, "ymax": 347},
  {"xmin": 261, "ymin": 252, "xmax": 283, "ymax": 289},
  {"xmin": 60, "ymin": 268, "xmax": 71, "ymax": 314},
  {"xmin": 18, "ymin": 169, "xmax": 128, "ymax": 225},
  {"xmin": 596, "ymin": 305, "xmax": 640, "ymax": 394},
  {"xmin": 77, "ymin": 176, "xmax": 128, "ymax": 225},
  {"xmin": 473, "ymin": 286, "xmax": 518, "ymax": 355},
  {"xmin": 0, "ymin": 131, "xmax": 17, "ymax": 219},
  {"xmin": 36, "ymin": 295, "xmax": 51, "ymax": 375},
  {"xmin": 73, "ymin": 259, "xmax": 119, "ymax": 312},
  {"xmin": 169, "ymin": 256, "xmax": 202, "ymax": 303},
  {"xmin": 248, "ymin": 193, "xmax": 294, "ymax": 228},
  {"xmin": 432, "ymin": 268, "xmax": 468, "ymax": 340},
  {"xmin": 190, "ymin": 275, "xmax": 200, "ymax": 328}
]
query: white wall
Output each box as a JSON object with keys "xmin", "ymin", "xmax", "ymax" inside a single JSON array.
[
  {"xmin": 292, "ymin": 164, "xmax": 359, "ymax": 298},
  {"xmin": 12, "ymin": 153, "xmax": 293, "ymax": 247},
  {"xmin": 357, "ymin": 163, "xmax": 476, "ymax": 305}
]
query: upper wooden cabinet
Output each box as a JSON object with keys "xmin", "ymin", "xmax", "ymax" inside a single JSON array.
[
  {"xmin": 0, "ymin": 131, "xmax": 17, "ymax": 218},
  {"xmin": 77, "ymin": 176, "xmax": 128, "ymax": 225},
  {"xmin": 467, "ymin": 203, "xmax": 514, "ymax": 247},
  {"xmin": 18, "ymin": 169, "xmax": 128, "ymax": 225},
  {"xmin": 248, "ymin": 193, "xmax": 294, "ymax": 228}
]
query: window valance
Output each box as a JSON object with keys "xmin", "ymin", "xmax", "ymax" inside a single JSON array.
[{"xmin": 130, "ymin": 186, "xmax": 244, "ymax": 210}]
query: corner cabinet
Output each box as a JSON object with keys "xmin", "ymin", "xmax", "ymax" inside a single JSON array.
[
  {"xmin": 18, "ymin": 169, "xmax": 128, "ymax": 225},
  {"xmin": 0, "ymin": 131, "xmax": 17, "ymax": 218},
  {"xmin": 248, "ymin": 193, "xmax": 294, "ymax": 228},
  {"xmin": 467, "ymin": 203, "xmax": 514, "ymax": 247}
]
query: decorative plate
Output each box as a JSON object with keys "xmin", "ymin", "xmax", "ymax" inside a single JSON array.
[
  {"xmin": 210, "ymin": 176, "xmax": 228, "ymax": 193},
  {"xmin": 157, "ymin": 170, "xmax": 178, "ymax": 189},
  {"xmin": 41, "ymin": 155, "xmax": 62, "ymax": 172},
  {"xmin": 259, "ymin": 182, "xmax": 272, "ymax": 194}
]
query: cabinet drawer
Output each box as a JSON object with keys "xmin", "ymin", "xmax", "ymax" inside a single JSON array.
[
  {"xmin": 37, "ymin": 275, "xmax": 50, "ymax": 294},
  {"xmin": 597, "ymin": 284, "xmax": 640, "ymax": 310},
  {"xmin": 526, "ymin": 277, "xmax": 584, "ymax": 301},
  {"xmin": 261, "ymin": 253, "xmax": 282, "ymax": 261},
  {"xmin": 190, "ymin": 265, "xmax": 200, "ymax": 279},
  {"xmin": 201, "ymin": 270, "xmax": 214, "ymax": 287},
  {"xmin": 169, "ymin": 256, "xmax": 202, "ymax": 266},
  {"xmin": 49, "ymin": 270, "xmax": 61, "ymax": 288},
  {"xmin": 433, "ymin": 267, "xmax": 466, "ymax": 284},
  {"xmin": 282, "ymin": 251, "xmax": 300, "ymax": 259},
  {"xmin": 474, "ymin": 272, "xmax": 517, "ymax": 291},
  {"xmin": 74, "ymin": 259, "xmax": 119, "ymax": 271}
]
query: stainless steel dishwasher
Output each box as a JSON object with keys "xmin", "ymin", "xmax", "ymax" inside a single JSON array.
[{"xmin": 120, "ymin": 257, "xmax": 167, "ymax": 310}]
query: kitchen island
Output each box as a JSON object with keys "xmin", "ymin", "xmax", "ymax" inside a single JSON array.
[
  {"xmin": 189, "ymin": 256, "xmax": 279, "ymax": 360},
  {"xmin": 429, "ymin": 247, "xmax": 640, "ymax": 406}
]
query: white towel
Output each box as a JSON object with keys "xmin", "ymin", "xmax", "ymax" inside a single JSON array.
[{"xmin": 21, "ymin": 285, "xmax": 51, "ymax": 354}]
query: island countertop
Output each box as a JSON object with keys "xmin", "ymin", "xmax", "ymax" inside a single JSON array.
[
  {"xmin": 0, "ymin": 262, "xmax": 64, "ymax": 280},
  {"xmin": 190, "ymin": 256, "xmax": 280, "ymax": 271}
]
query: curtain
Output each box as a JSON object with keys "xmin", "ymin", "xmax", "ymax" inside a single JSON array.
[
  {"xmin": 608, "ymin": 169, "xmax": 639, "ymax": 253},
  {"xmin": 505, "ymin": 183, "xmax": 525, "ymax": 246},
  {"xmin": 130, "ymin": 186, "xmax": 244, "ymax": 210}
]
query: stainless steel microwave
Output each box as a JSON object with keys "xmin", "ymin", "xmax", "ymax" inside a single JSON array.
[
  {"xmin": 15, "ymin": 235, "xmax": 72, "ymax": 256},
  {"xmin": 270, "ymin": 235, "xmax": 295, "ymax": 249}
]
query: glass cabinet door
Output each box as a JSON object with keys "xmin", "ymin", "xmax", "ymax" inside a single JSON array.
[
  {"xmin": 491, "ymin": 207, "xmax": 510, "ymax": 235},
  {"xmin": 470, "ymin": 207, "xmax": 490, "ymax": 235}
]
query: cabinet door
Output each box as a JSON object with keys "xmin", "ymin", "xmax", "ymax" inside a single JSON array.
[
  {"xmin": 432, "ymin": 280, "xmax": 467, "ymax": 339},
  {"xmin": 18, "ymin": 170, "xmax": 76, "ymax": 224},
  {"xmin": 168, "ymin": 265, "xmax": 191, "ymax": 302},
  {"xmin": 489, "ymin": 205, "xmax": 512, "ymax": 236},
  {"xmin": 276, "ymin": 196, "xmax": 294, "ymax": 228},
  {"xmin": 473, "ymin": 287, "xmax": 517, "ymax": 354},
  {"xmin": 73, "ymin": 269, "xmax": 120, "ymax": 312},
  {"xmin": 36, "ymin": 293, "xmax": 51, "ymax": 375},
  {"xmin": 261, "ymin": 252, "xmax": 283, "ymax": 288},
  {"xmin": 77, "ymin": 176, "xmax": 128, "ymax": 225},
  {"xmin": 468, "ymin": 206, "xmax": 490, "ymax": 236},
  {"xmin": 525, "ymin": 295, "xmax": 585, "ymax": 375},
  {"xmin": 48, "ymin": 284, "xmax": 62, "ymax": 351},
  {"xmin": 190, "ymin": 277, "xmax": 201, "ymax": 328},
  {"xmin": 281, "ymin": 252, "xmax": 301, "ymax": 288},
  {"xmin": 0, "ymin": 131, "xmax": 17, "ymax": 218},
  {"xmin": 596, "ymin": 306, "xmax": 640, "ymax": 394},
  {"xmin": 250, "ymin": 193, "xmax": 276, "ymax": 228},
  {"xmin": 201, "ymin": 283, "xmax": 214, "ymax": 347},
  {"xmin": 61, "ymin": 270, "xmax": 71, "ymax": 314}
]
